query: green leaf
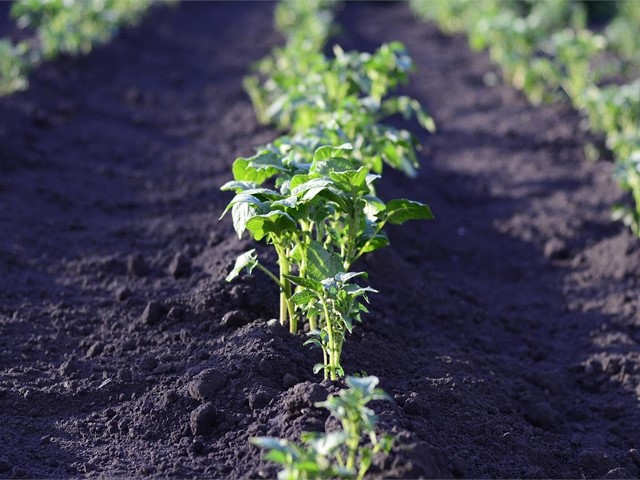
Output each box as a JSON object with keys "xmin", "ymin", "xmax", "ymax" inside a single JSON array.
[
  {"xmin": 412, "ymin": 98, "xmax": 436, "ymax": 132},
  {"xmin": 241, "ymin": 188, "xmax": 283, "ymax": 200},
  {"xmin": 271, "ymin": 195, "xmax": 298, "ymax": 209},
  {"xmin": 289, "ymin": 173, "xmax": 315, "ymax": 191},
  {"xmin": 231, "ymin": 201, "xmax": 257, "ymax": 239},
  {"xmin": 344, "ymin": 284, "xmax": 378, "ymax": 297},
  {"xmin": 359, "ymin": 233, "xmax": 389, "ymax": 254},
  {"xmin": 285, "ymin": 274, "xmax": 323, "ymax": 293},
  {"xmin": 232, "ymin": 151, "xmax": 286, "ymax": 184},
  {"xmin": 311, "ymin": 156, "xmax": 359, "ymax": 175},
  {"xmin": 383, "ymin": 199, "xmax": 434, "ymax": 225},
  {"xmin": 313, "ymin": 363, "xmax": 326, "ymax": 375},
  {"xmin": 334, "ymin": 271, "xmax": 367, "ymax": 283},
  {"xmin": 263, "ymin": 450, "xmax": 288, "ymax": 465},
  {"xmin": 220, "ymin": 180, "xmax": 259, "ymax": 192},
  {"xmin": 346, "ymin": 375, "xmax": 379, "ymax": 395},
  {"xmin": 328, "ymin": 167, "xmax": 369, "ymax": 192},
  {"xmin": 250, "ymin": 437, "xmax": 292, "ymax": 453},
  {"xmin": 245, "ymin": 211, "xmax": 297, "ymax": 241},
  {"xmin": 304, "ymin": 337, "xmax": 323, "ymax": 348},
  {"xmin": 290, "ymin": 289, "xmax": 317, "ymax": 305},
  {"xmin": 291, "ymin": 177, "xmax": 333, "ymax": 198},
  {"xmin": 295, "ymin": 461, "xmax": 322, "ymax": 474},
  {"xmin": 312, "ymin": 431, "xmax": 348, "ymax": 456},
  {"xmin": 219, "ymin": 193, "xmax": 264, "ymax": 220},
  {"xmin": 306, "ymin": 241, "xmax": 343, "ymax": 281},
  {"xmin": 312, "ymin": 143, "xmax": 353, "ymax": 162},
  {"xmin": 226, "ymin": 249, "xmax": 257, "ymax": 282}
]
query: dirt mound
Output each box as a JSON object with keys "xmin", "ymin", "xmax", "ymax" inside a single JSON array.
[{"xmin": 1, "ymin": 2, "xmax": 639, "ymax": 478}]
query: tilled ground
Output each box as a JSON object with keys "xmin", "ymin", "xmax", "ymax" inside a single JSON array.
[{"xmin": 1, "ymin": 2, "xmax": 639, "ymax": 478}]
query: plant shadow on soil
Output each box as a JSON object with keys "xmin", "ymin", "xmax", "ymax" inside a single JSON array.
[{"xmin": 1, "ymin": 1, "xmax": 640, "ymax": 479}]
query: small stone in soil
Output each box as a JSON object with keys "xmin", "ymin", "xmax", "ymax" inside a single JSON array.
[
  {"xmin": 523, "ymin": 401, "xmax": 558, "ymax": 431},
  {"xmin": 0, "ymin": 459, "xmax": 11, "ymax": 473},
  {"xmin": 285, "ymin": 382, "xmax": 328, "ymax": 412},
  {"xmin": 85, "ymin": 342, "xmax": 104, "ymax": 358},
  {"xmin": 221, "ymin": 310, "xmax": 251, "ymax": 328},
  {"xmin": 163, "ymin": 390, "xmax": 179, "ymax": 406},
  {"xmin": 283, "ymin": 373, "xmax": 299, "ymax": 390},
  {"xmin": 115, "ymin": 287, "xmax": 131, "ymax": 302},
  {"xmin": 169, "ymin": 253, "xmax": 191, "ymax": 278},
  {"xmin": 248, "ymin": 390, "xmax": 272, "ymax": 410},
  {"xmin": 127, "ymin": 254, "xmax": 149, "ymax": 277},
  {"xmin": 604, "ymin": 467, "xmax": 633, "ymax": 479},
  {"xmin": 59, "ymin": 359, "xmax": 82, "ymax": 377},
  {"xmin": 403, "ymin": 397, "xmax": 422, "ymax": 416},
  {"xmin": 188, "ymin": 368, "xmax": 227, "ymax": 401},
  {"xmin": 190, "ymin": 437, "xmax": 205, "ymax": 455},
  {"xmin": 544, "ymin": 238, "xmax": 569, "ymax": 260},
  {"xmin": 139, "ymin": 464, "xmax": 155, "ymax": 475},
  {"xmin": 229, "ymin": 284, "xmax": 247, "ymax": 306},
  {"xmin": 167, "ymin": 306, "xmax": 184, "ymax": 322},
  {"xmin": 117, "ymin": 369, "xmax": 132, "ymax": 383},
  {"xmin": 140, "ymin": 356, "xmax": 158, "ymax": 371},
  {"xmin": 11, "ymin": 467, "xmax": 27, "ymax": 478},
  {"xmin": 190, "ymin": 402, "xmax": 217, "ymax": 436},
  {"xmin": 208, "ymin": 232, "xmax": 222, "ymax": 247},
  {"xmin": 267, "ymin": 319, "xmax": 287, "ymax": 337},
  {"xmin": 141, "ymin": 301, "xmax": 163, "ymax": 325}
]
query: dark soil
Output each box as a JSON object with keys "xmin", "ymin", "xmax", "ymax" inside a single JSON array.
[{"xmin": 1, "ymin": 2, "xmax": 639, "ymax": 478}]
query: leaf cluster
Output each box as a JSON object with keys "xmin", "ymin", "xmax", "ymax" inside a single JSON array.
[
  {"xmin": 0, "ymin": 0, "xmax": 161, "ymax": 95},
  {"xmin": 245, "ymin": 23, "xmax": 435, "ymax": 178},
  {"xmin": 411, "ymin": 0, "xmax": 640, "ymax": 237},
  {"xmin": 251, "ymin": 376, "xmax": 393, "ymax": 480},
  {"xmin": 222, "ymin": 0, "xmax": 435, "ymax": 380},
  {"xmin": 221, "ymin": 145, "xmax": 432, "ymax": 378}
]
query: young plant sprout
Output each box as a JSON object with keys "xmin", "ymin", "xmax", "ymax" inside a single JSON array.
[{"xmin": 251, "ymin": 376, "xmax": 393, "ymax": 480}]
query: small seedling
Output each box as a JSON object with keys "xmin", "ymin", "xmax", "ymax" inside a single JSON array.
[{"xmin": 251, "ymin": 376, "xmax": 393, "ymax": 480}]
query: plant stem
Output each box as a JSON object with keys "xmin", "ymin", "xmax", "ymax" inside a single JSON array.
[
  {"xmin": 344, "ymin": 196, "xmax": 360, "ymax": 270},
  {"xmin": 322, "ymin": 346, "xmax": 328, "ymax": 381},
  {"xmin": 255, "ymin": 263, "xmax": 285, "ymax": 290},
  {"xmin": 275, "ymin": 244, "xmax": 296, "ymax": 332},
  {"xmin": 320, "ymin": 298, "xmax": 338, "ymax": 381},
  {"xmin": 352, "ymin": 221, "xmax": 386, "ymax": 267},
  {"xmin": 345, "ymin": 417, "xmax": 360, "ymax": 473},
  {"xmin": 630, "ymin": 168, "xmax": 640, "ymax": 236}
]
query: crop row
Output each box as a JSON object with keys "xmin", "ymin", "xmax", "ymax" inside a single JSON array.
[
  {"xmin": 220, "ymin": 1, "xmax": 436, "ymax": 477},
  {"xmin": 411, "ymin": 0, "xmax": 640, "ymax": 236},
  {"xmin": 221, "ymin": 0, "xmax": 434, "ymax": 382},
  {"xmin": 0, "ymin": 0, "xmax": 159, "ymax": 95}
]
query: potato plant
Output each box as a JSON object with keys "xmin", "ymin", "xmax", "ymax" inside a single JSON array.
[
  {"xmin": 0, "ymin": 0, "xmax": 158, "ymax": 95},
  {"xmin": 221, "ymin": 143, "xmax": 433, "ymax": 353},
  {"xmin": 251, "ymin": 376, "xmax": 393, "ymax": 480},
  {"xmin": 411, "ymin": 0, "xmax": 640, "ymax": 237},
  {"xmin": 221, "ymin": 0, "xmax": 436, "ymax": 380},
  {"xmin": 246, "ymin": 41, "xmax": 435, "ymax": 178}
]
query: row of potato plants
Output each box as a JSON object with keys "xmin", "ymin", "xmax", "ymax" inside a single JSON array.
[
  {"xmin": 221, "ymin": 1, "xmax": 434, "ymax": 477},
  {"xmin": 411, "ymin": 0, "xmax": 640, "ymax": 236},
  {"xmin": 222, "ymin": 0, "xmax": 434, "ymax": 381},
  {"xmin": 0, "ymin": 0, "xmax": 159, "ymax": 95}
]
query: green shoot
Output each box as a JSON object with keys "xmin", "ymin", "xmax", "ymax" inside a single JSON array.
[{"xmin": 251, "ymin": 376, "xmax": 393, "ymax": 480}]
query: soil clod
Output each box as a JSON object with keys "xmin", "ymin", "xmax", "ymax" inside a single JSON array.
[
  {"xmin": 141, "ymin": 301, "xmax": 164, "ymax": 326},
  {"xmin": 190, "ymin": 402, "xmax": 217, "ymax": 436},
  {"xmin": 169, "ymin": 252, "xmax": 191, "ymax": 278},
  {"xmin": 187, "ymin": 368, "xmax": 228, "ymax": 401}
]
